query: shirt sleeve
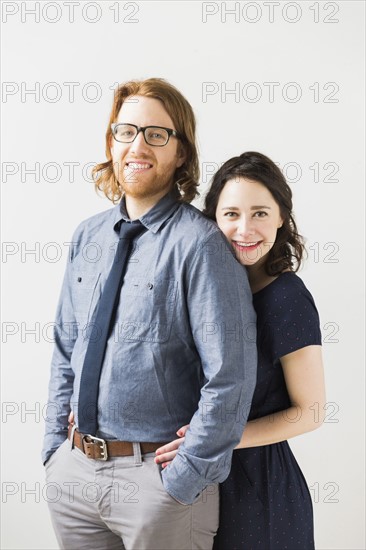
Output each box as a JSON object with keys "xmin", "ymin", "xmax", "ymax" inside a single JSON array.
[
  {"xmin": 162, "ymin": 230, "xmax": 257, "ymax": 504},
  {"xmin": 263, "ymin": 280, "xmax": 322, "ymax": 363},
  {"xmin": 41, "ymin": 235, "xmax": 78, "ymax": 465}
]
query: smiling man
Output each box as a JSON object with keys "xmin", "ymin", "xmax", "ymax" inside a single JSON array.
[
  {"xmin": 42, "ymin": 78, "xmax": 257, "ymax": 550},
  {"xmin": 111, "ymin": 96, "xmax": 185, "ymax": 217}
]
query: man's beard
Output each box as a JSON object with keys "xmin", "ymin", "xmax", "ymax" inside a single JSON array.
[{"xmin": 117, "ymin": 164, "xmax": 177, "ymax": 200}]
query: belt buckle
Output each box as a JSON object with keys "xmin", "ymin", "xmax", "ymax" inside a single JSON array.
[{"xmin": 84, "ymin": 434, "xmax": 108, "ymax": 461}]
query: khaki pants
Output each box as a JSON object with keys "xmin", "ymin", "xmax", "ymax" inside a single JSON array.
[{"xmin": 45, "ymin": 438, "xmax": 219, "ymax": 550}]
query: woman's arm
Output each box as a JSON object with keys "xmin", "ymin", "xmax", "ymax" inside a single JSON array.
[
  {"xmin": 236, "ymin": 345, "xmax": 325, "ymax": 449},
  {"xmin": 155, "ymin": 345, "xmax": 325, "ymax": 465}
]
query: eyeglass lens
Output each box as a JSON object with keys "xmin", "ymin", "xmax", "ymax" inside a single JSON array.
[{"xmin": 113, "ymin": 124, "xmax": 170, "ymax": 146}]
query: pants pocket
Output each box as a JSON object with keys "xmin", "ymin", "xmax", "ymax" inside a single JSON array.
[{"xmin": 44, "ymin": 439, "xmax": 68, "ymax": 477}]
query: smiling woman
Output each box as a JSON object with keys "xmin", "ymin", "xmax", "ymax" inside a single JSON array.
[
  {"xmin": 209, "ymin": 153, "xmax": 325, "ymax": 549},
  {"xmin": 216, "ymin": 177, "xmax": 283, "ymax": 272},
  {"xmin": 155, "ymin": 151, "xmax": 326, "ymax": 550},
  {"xmin": 204, "ymin": 151, "xmax": 304, "ymax": 286}
]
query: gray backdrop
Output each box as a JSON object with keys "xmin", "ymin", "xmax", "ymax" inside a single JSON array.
[{"xmin": 1, "ymin": 1, "xmax": 365, "ymax": 548}]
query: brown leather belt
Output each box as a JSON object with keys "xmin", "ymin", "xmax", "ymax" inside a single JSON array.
[{"xmin": 68, "ymin": 425, "xmax": 166, "ymax": 461}]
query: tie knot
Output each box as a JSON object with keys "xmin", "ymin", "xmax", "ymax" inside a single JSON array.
[{"xmin": 119, "ymin": 221, "xmax": 146, "ymax": 241}]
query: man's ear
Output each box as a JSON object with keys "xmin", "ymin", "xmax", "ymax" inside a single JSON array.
[{"xmin": 176, "ymin": 143, "xmax": 187, "ymax": 168}]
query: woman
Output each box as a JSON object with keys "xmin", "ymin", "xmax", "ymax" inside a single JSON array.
[{"xmin": 155, "ymin": 151, "xmax": 326, "ymax": 549}]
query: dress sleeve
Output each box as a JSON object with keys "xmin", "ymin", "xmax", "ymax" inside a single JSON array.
[{"xmin": 261, "ymin": 278, "xmax": 322, "ymax": 362}]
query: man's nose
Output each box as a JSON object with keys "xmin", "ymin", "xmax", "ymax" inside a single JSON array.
[{"xmin": 129, "ymin": 130, "xmax": 150, "ymax": 154}]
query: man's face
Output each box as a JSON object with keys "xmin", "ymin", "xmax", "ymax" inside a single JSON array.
[{"xmin": 111, "ymin": 95, "xmax": 185, "ymax": 204}]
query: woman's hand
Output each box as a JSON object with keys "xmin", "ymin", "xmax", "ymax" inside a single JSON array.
[
  {"xmin": 154, "ymin": 424, "xmax": 190, "ymax": 468},
  {"xmin": 68, "ymin": 411, "xmax": 74, "ymax": 425}
]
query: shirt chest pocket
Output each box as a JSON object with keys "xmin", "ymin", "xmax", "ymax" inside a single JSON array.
[
  {"xmin": 117, "ymin": 277, "xmax": 177, "ymax": 343},
  {"xmin": 71, "ymin": 273, "xmax": 101, "ymax": 326}
]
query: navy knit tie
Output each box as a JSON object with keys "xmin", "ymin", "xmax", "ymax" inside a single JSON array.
[{"xmin": 78, "ymin": 220, "xmax": 146, "ymax": 435}]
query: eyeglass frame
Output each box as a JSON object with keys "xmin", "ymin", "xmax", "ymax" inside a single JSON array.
[{"xmin": 110, "ymin": 122, "xmax": 180, "ymax": 147}]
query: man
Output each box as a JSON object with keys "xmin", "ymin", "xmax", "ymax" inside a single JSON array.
[{"xmin": 42, "ymin": 77, "xmax": 257, "ymax": 550}]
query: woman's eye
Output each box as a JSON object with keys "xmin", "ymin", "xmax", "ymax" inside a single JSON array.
[
  {"xmin": 223, "ymin": 212, "xmax": 237, "ymax": 218},
  {"xmin": 253, "ymin": 211, "xmax": 267, "ymax": 218}
]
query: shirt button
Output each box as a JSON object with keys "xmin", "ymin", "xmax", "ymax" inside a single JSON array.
[
  {"xmin": 147, "ymin": 283, "xmax": 153, "ymax": 290},
  {"xmin": 77, "ymin": 277, "xmax": 82, "ymax": 282}
]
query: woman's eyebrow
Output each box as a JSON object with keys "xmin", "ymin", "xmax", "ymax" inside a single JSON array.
[{"xmin": 220, "ymin": 205, "xmax": 272, "ymax": 210}]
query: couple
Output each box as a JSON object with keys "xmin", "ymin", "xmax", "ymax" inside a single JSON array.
[{"xmin": 43, "ymin": 77, "xmax": 325, "ymax": 550}]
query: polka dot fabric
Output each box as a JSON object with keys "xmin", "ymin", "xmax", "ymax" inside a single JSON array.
[
  {"xmin": 256, "ymin": 272, "xmax": 322, "ymax": 363},
  {"xmin": 213, "ymin": 273, "xmax": 321, "ymax": 550}
]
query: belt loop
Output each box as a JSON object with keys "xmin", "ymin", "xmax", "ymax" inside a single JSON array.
[
  {"xmin": 132, "ymin": 442, "xmax": 142, "ymax": 466},
  {"xmin": 69, "ymin": 424, "xmax": 77, "ymax": 450}
]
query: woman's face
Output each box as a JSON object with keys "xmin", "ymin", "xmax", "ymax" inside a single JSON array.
[{"xmin": 215, "ymin": 177, "xmax": 283, "ymax": 267}]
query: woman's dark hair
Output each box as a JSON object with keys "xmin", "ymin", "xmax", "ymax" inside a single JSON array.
[{"xmin": 203, "ymin": 151, "xmax": 305, "ymax": 275}]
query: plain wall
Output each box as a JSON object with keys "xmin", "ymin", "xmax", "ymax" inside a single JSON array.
[{"xmin": 1, "ymin": 1, "xmax": 365, "ymax": 548}]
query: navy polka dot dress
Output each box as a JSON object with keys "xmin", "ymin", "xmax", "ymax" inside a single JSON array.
[{"xmin": 213, "ymin": 273, "xmax": 322, "ymax": 550}]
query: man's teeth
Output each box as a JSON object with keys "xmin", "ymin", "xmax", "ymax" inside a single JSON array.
[{"xmin": 126, "ymin": 162, "xmax": 151, "ymax": 169}]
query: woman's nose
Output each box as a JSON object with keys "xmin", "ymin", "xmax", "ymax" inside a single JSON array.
[{"xmin": 236, "ymin": 217, "xmax": 254, "ymax": 236}]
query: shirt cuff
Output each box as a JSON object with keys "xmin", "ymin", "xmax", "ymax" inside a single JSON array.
[{"xmin": 161, "ymin": 455, "xmax": 210, "ymax": 505}]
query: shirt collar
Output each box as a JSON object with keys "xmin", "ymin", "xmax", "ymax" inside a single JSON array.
[{"xmin": 113, "ymin": 186, "xmax": 181, "ymax": 234}]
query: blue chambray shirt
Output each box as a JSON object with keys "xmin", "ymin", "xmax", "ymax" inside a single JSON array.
[{"xmin": 42, "ymin": 187, "xmax": 257, "ymax": 504}]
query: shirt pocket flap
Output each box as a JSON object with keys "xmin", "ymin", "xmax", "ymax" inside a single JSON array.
[
  {"xmin": 72, "ymin": 273, "xmax": 101, "ymax": 324},
  {"xmin": 119, "ymin": 277, "xmax": 177, "ymax": 342}
]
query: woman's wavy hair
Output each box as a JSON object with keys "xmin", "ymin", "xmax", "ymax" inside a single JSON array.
[
  {"xmin": 203, "ymin": 151, "xmax": 305, "ymax": 275},
  {"xmin": 92, "ymin": 78, "xmax": 199, "ymax": 204}
]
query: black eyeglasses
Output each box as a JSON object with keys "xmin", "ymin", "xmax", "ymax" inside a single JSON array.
[{"xmin": 111, "ymin": 123, "xmax": 179, "ymax": 147}]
